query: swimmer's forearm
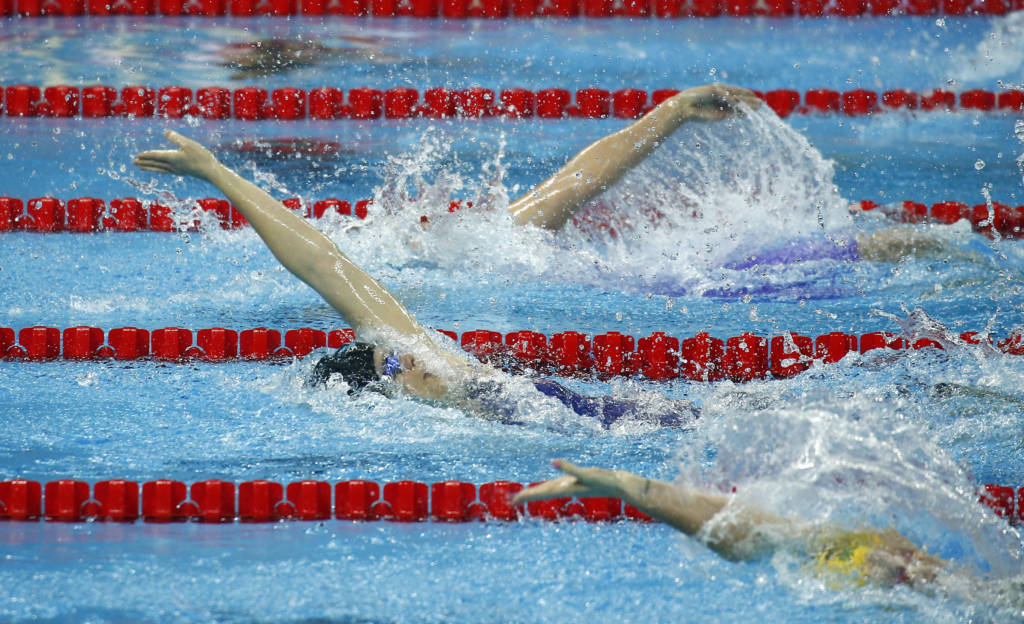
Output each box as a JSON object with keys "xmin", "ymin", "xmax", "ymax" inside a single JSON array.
[
  {"xmin": 622, "ymin": 477, "xmax": 784, "ymax": 561},
  {"xmin": 508, "ymin": 97, "xmax": 696, "ymax": 230},
  {"xmin": 203, "ymin": 163, "xmax": 424, "ymax": 337},
  {"xmin": 205, "ymin": 162, "xmax": 340, "ymax": 276},
  {"xmin": 135, "ymin": 130, "xmax": 426, "ymax": 337},
  {"xmin": 618, "ymin": 474, "xmax": 728, "ymax": 537}
]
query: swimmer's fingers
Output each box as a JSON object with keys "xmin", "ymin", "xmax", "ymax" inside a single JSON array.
[
  {"xmin": 134, "ymin": 151, "xmax": 182, "ymax": 169},
  {"xmin": 714, "ymin": 84, "xmax": 762, "ymax": 108},
  {"xmin": 553, "ymin": 459, "xmax": 624, "ymax": 495},
  {"xmin": 135, "ymin": 162, "xmax": 175, "ymax": 175},
  {"xmin": 133, "ymin": 154, "xmax": 182, "ymax": 175},
  {"xmin": 135, "ymin": 149, "xmax": 180, "ymax": 162},
  {"xmin": 684, "ymin": 84, "xmax": 762, "ymax": 120},
  {"xmin": 164, "ymin": 129, "xmax": 201, "ymax": 150},
  {"xmin": 729, "ymin": 90, "xmax": 763, "ymax": 111},
  {"xmin": 510, "ymin": 476, "xmax": 592, "ymax": 505}
]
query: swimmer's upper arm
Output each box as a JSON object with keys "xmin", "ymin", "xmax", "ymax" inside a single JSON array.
[
  {"xmin": 508, "ymin": 85, "xmax": 761, "ymax": 231},
  {"xmin": 136, "ymin": 131, "xmax": 436, "ymax": 345}
]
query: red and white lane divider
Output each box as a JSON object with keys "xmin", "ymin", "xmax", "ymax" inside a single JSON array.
[
  {"xmin": 0, "ymin": 195, "xmax": 371, "ymax": 232},
  {"xmin": 855, "ymin": 199, "xmax": 1024, "ymax": 239},
  {"xmin": 5, "ymin": 0, "xmax": 1023, "ymax": 18},
  {"xmin": 0, "ymin": 478, "xmax": 1019, "ymax": 525},
  {"xmin": 3, "ymin": 325, "xmax": 1022, "ymax": 382},
  {"xmin": 2, "ymin": 85, "xmax": 1022, "ymax": 121},
  {"xmin": 0, "ymin": 478, "xmax": 650, "ymax": 523},
  {"xmin": 4, "ymin": 195, "xmax": 1024, "ymax": 240}
]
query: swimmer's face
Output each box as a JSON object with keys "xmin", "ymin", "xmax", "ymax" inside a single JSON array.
[{"xmin": 372, "ymin": 348, "xmax": 448, "ymax": 399}]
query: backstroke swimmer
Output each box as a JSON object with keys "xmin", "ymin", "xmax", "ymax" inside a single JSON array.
[
  {"xmin": 134, "ymin": 84, "xmax": 765, "ymax": 427},
  {"xmin": 514, "ymin": 459, "xmax": 956, "ymax": 592},
  {"xmin": 133, "ymin": 83, "xmax": 940, "ymax": 426}
]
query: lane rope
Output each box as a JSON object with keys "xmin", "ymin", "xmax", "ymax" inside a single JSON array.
[
  {"xmin": 2, "ymin": 325, "xmax": 1021, "ymax": 381},
  {"xmin": 2, "ymin": 85, "xmax": 1022, "ymax": 120},
  {"xmin": 2, "ymin": 195, "xmax": 1023, "ymax": 240},
  {"xmin": 0, "ymin": 478, "xmax": 1019, "ymax": 524},
  {"xmin": 4, "ymin": 0, "xmax": 1023, "ymax": 18}
]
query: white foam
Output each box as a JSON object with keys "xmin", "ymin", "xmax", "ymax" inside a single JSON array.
[
  {"xmin": 317, "ymin": 108, "xmax": 854, "ymax": 297},
  {"xmin": 948, "ymin": 11, "xmax": 1024, "ymax": 86}
]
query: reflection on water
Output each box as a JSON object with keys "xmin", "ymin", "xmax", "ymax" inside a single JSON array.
[{"xmin": 217, "ymin": 38, "xmax": 405, "ymax": 80}]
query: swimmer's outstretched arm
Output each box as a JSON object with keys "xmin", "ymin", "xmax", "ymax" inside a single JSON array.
[
  {"xmin": 513, "ymin": 459, "xmax": 785, "ymax": 561},
  {"xmin": 133, "ymin": 130, "xmax": 426, "ymax": 340},
  {"xmin": 508, "ymin": 84, "xmax": 762, "ymax": 231}
]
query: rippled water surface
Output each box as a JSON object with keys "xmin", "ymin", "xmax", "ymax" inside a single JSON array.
[{"xmin": 2, "ymin": 13, "xmax": 1024, "ymax": 624}]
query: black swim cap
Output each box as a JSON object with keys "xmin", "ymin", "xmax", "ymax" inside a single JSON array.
[{"xmin": 308, "ymin": 342, "xmax": 378, "ymax": 392}]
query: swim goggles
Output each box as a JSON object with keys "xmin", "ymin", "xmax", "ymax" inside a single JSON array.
[{"xmin": 381, "ymin": 354, "xmax": 403, "ymax": 379}]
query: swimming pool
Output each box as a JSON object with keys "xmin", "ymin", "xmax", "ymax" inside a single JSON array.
[{"xmin": 2, "ymin": 13, "xmax": 1024, "ymax": 623}]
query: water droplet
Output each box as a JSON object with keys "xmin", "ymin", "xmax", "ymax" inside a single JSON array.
[{"xmin": 975, "ymin": 160, "xmax": 985, "ymax": 170}]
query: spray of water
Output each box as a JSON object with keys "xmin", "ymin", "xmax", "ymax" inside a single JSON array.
[
  {"xmin": 317, "ymin": 108, "xmax": 855, "ymax": 298},
  {"xmin": 948, "ymin": 10, "xmax": 1024, "ymax": 85},
  {"xmin": 672, "ymin": 393, "xmax": 1022, "ymax": 599}
]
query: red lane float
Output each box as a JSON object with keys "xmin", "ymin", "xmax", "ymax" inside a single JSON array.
[
  {"xmin": 5, "ymin": 325, "xmax": 1024, "ymax": 384},
  {"xmin": 1, "ymin": 478, "xmax": 1018, "ymax": 524},
  {"xmin": 3, "ymin": 195, "xmax": 1024, "ymax": 245},
  {"xmin": 4, "ymin": 86, "xmax": 1023, "ymax": 120},
  {"xmin": 854, "ymin": 199, "xmax": 1024, "ymax": 238}
]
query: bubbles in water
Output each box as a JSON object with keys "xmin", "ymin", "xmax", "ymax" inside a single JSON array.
[{"xmin": 975, "ymin": 160, "xmax": 986, "ymax": 171}]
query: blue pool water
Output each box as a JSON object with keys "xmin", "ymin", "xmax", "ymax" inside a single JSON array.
[{"xmin": 2, "ymin": 14, "xmax": 1024, "ymax": 623}]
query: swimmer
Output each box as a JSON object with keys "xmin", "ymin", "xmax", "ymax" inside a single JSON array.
[
  {"xmin": 514, "ymin": 459, "xmax": 950, "ymax": 591},
  {"xmin": 133, "ymin": 84, "xmax": 756, "ymax": 426}
]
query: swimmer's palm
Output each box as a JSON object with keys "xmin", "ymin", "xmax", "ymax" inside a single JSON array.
[
  {"xmin": 133, "ymin": 130, "xmax": 220, "ymax": 181},
  {"xmin": 680, "ymin": 84, "xmax": 762, "ymax": 122},
  {"xmin": 511, "ymin": 460, "xmax": 631, "ymax": 504}
]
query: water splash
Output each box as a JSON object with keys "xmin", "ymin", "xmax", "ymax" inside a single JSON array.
[
  {"xmin": 948, "ymin": 11, "xmax": 1024, "ymax": 85},
  {"xmin": 334, "ymin": 108, "xmax": 855, "ymax": 297},
  {"xmin": 672, "ymin": 396, "xmax": 1022, "ymax": 576}
]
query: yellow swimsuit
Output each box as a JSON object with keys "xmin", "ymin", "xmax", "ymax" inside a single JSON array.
[{"xmin": 812, "ymin": 531, "xmax": 884, "ymax": 586}]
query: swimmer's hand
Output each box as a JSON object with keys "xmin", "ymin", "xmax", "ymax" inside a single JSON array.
[
  {"xmin": 673, "ymin": 84, "xmax": 763, "ymax": 122},
  {"xmin": 133, "ymin": 130, "xmax": 221, "ymax": 182},
  {"xmin": 511, "ymin": 459, "xmax": 635, "ymax": 504}
]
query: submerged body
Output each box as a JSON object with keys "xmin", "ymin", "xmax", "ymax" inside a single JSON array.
[
  {"xmin": 311, "ymin": 345, "xmax": 697, "ymax": 427},
  {"xmin": 514, "ymin": 460, "xmax": 950, "ymax": 591},
  {"xmin": 468, "ymin": 378, "xmax": 696, "ymax": 427}
]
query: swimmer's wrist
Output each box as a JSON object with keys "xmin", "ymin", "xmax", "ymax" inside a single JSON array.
[
  {"xmin": 203, "ymin": 160, "xmax": 232, "ymax": 184},
  {"xmin": 616, "ymin": 471, "xmax": 653, "ymax": 507}
]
